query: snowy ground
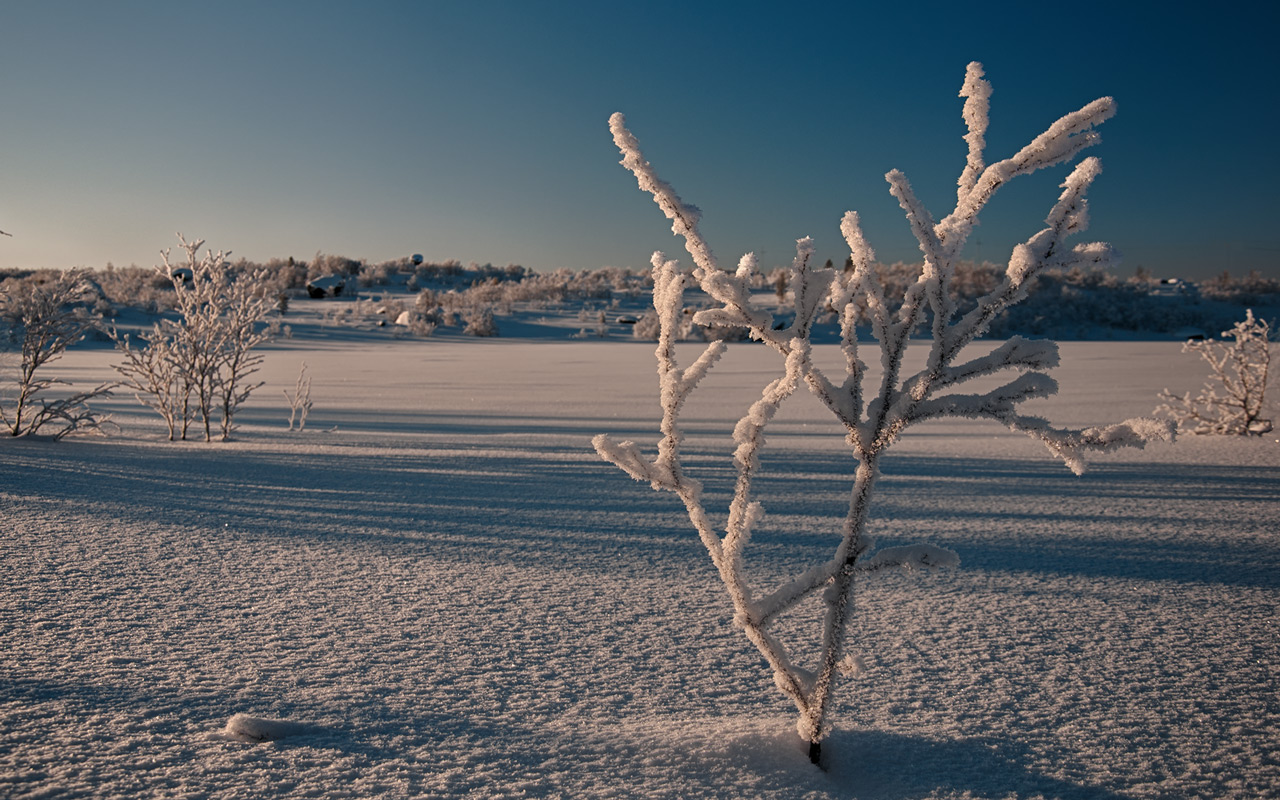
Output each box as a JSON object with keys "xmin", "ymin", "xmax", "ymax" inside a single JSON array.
[{"xmin": 2, "ymin": 332, "xmax": 1278, "ymax": 798}]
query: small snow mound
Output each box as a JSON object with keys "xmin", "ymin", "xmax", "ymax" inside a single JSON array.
[{"xmin": 220, "ymin": 713, "xmax": 308, "ymax": 743}]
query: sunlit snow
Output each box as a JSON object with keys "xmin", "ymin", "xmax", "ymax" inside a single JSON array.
[{"xmin": 2, "ymin": 319, "xmax": 1277, "ymax": 798}]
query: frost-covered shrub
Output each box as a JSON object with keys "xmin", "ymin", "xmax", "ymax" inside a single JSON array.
[
  {"xmin": 595, "ymin": 62, "xmax": 1173, "ymax": 765},
  {"xmin": 409, "ymin": 317, "xmax": 437, "ymax": 337},
  {"xmin": 573, "ymin": 307, "xmax": 610, "ymax": 338},
  {"xmin": 1199, "ymin": 270, "xmax": 1280, "ymax": 305},
  {"xmin": 359, "ymin": 260, "xmax": 397, "ymax": 288},
  {"xmin": 113, "ymin": 234, "xmax": 272, "ymax": 442},
  {"xmin": 0, "ymin": 270, "xmax": 114, "ymax": 439},
  {"xmin": 631, "ymin": 311, "xmax": 662, "ymax": 340},
  {"xmin": 262, "ymin": 256, "xmax": 309, "ymax": 292},
  {"xmin": 393, "ymin": 309, "xmax": 437, "ymax": 337},
  {"xmin": 1156, "ymin": 310, "xmax": 1273, "ymax": 434},
  {"xmin": 91, "ymin": 264, "xmax": 175, "ymax": 314},
  {"xmin": 462, "ymin": 306, "xmax": 498, "ymax": 337},
  {"xmin": 308, "ymin": 253, "xmax": 363, "ymax": 282}
]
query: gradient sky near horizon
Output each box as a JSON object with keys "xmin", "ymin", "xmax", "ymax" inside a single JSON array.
[{"xmin": 2, "ymin": 1, "xmax": 1277, "ymax": 281}]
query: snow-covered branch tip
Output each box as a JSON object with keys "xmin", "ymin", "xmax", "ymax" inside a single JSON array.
[
  {"xmin": 592, "ymin": 434, "xmax": 675, "ymax": 490},
  {"xmin": 957, "ymin": 61, "xmax": 992, "ymax": 202},
  {"xmin": 1014, "ymin": 416, "xmax": 1176, "ymax": 476},
  {"xmin": 610, "ymin": 113, "xmax": 717, "ymax": 275}
]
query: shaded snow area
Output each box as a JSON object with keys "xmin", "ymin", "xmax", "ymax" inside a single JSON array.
[{"xmin": 2, "ymin": 340, "xmax": 1278, "ymax": 798}]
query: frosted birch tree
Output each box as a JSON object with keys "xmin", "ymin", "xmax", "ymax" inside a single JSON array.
[{"xmin": 594, "ymin": 62, "xmax": 1174, "ymax": 766}]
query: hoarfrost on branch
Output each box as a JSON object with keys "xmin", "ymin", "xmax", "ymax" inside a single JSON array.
[{"xmin": 594, "ymin": 62, "xmax": 1174, "ymax": 765}]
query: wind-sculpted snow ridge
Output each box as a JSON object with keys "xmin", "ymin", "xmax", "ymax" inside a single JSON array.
[{"xmin": 595, "ymin": 62, "xmax": 1175, "ymax": 765}]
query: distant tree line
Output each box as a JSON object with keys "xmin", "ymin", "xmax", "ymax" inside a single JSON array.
[{"xmin": 1, "ymin": 255, "xmax": 1277, "ymax": 345}]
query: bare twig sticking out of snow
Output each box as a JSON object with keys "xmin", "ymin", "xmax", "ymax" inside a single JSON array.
[
  {"xmin": 595, "ymin": 62, "xmax": 1174, "ymax": 766},
  {"xmin": 284, "ymin": 361, "xmax": 313, "ymax": 432}
]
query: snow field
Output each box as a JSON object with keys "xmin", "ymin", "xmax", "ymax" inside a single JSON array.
[{"xmin": 2, "ymin": 339, "xmax": 1277, "ymax": 798}]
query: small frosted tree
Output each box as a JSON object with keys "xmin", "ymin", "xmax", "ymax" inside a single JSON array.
[
  {"xmin": 114, "ymin": 234, "xmax": 271, "ymax": 441},
  {"xmin": 0, "ymin": 271, "xmax": 113, "ymax": 439},
  {"xmin": 1156, "ymin": 310, "xmax": 1273, "ymax": 435},
  {"xmin": 594, "ymin": 62, "xmax": 1174, "ymax": 765}
]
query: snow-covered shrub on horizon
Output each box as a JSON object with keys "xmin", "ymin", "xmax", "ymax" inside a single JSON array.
[
  {"xmin": 0, "ymin": 270, "xmax": 114, "ymax": 439},
  {"xmin": 594, "ymin": 62, "xmax": 1174, "ymax": 766},
  {"xmin": 113, "ymin": 234, "xmax": 273, "ymax": 442},
  {"xmin": 308, "ymin": 252, "xmax": 363, "ymax": 283},
  {"xmin": 1156, "ymin": 310, "xmax": 1273, "ymax": 435},
  {"xmin": 1199, "ymin": 269, "xmax": 1280, "ymax": 306},
  {"xmin": 845, "ymin": 259, "xmax": 1259, "ymax": 340}
]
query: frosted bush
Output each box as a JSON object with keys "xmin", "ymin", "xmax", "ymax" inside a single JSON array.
[
  {"xmin": 393, "ymin": 309, "xmax": 437, "ymax": 338},
  {"xmin": 1156, "ymin": 310, "xmax": 1273, "ymax": 435},
  {"xmin": 0, "ymin": 270, "xmax": 114, "ymax": 439},
  {"xmin": 359, "ymin": 260, "xmax": 394, "ymax": 288},
  {"xmin": 595, "ymin": 62, "xmax": 1173, "ymax": 766},
  {"xmin": 308, "ymin": 253, "xmax": 363, "ymax": 282},
  {"xmin": 631, "ymin": 311, "xmax": 662, "ymax": 340},
  {"xmin": 113, "ymin": 234, "xmax": 272, "ymax": 442},
  {"xmin": 93, "ymin": 264, "xmax": 176, "ymax": 314},
  {"xmin": 463, "ymin": 306, "xmax": 498, "ymax": 337},
  {"xmin": 410, "ymin": 318, "xmax": 437, "ymax": 338}
]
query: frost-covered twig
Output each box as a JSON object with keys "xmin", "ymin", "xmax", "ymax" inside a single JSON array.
[
  {"xmin": 596, "ymin": 62, "xmax": 1172, "ymax": 767},
  {"xmin": 284, "ymin": 361, "xmax": 313, "ymax": 432}
]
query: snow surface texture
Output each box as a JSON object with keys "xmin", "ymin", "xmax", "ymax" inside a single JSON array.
[{"xmin": 2, "ymin": 338, "xmax": 1278, "ymax": 798}]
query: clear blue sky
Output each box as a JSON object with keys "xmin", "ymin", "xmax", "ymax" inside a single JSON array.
[{"xmin": 2, "ymin": 1, "xmax": 1277, "ymax": 281}]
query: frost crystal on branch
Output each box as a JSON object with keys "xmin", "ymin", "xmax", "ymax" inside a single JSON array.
[{"xmin": 595, "ymin": 62, "xmax": 1174, "ymax": 767}]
